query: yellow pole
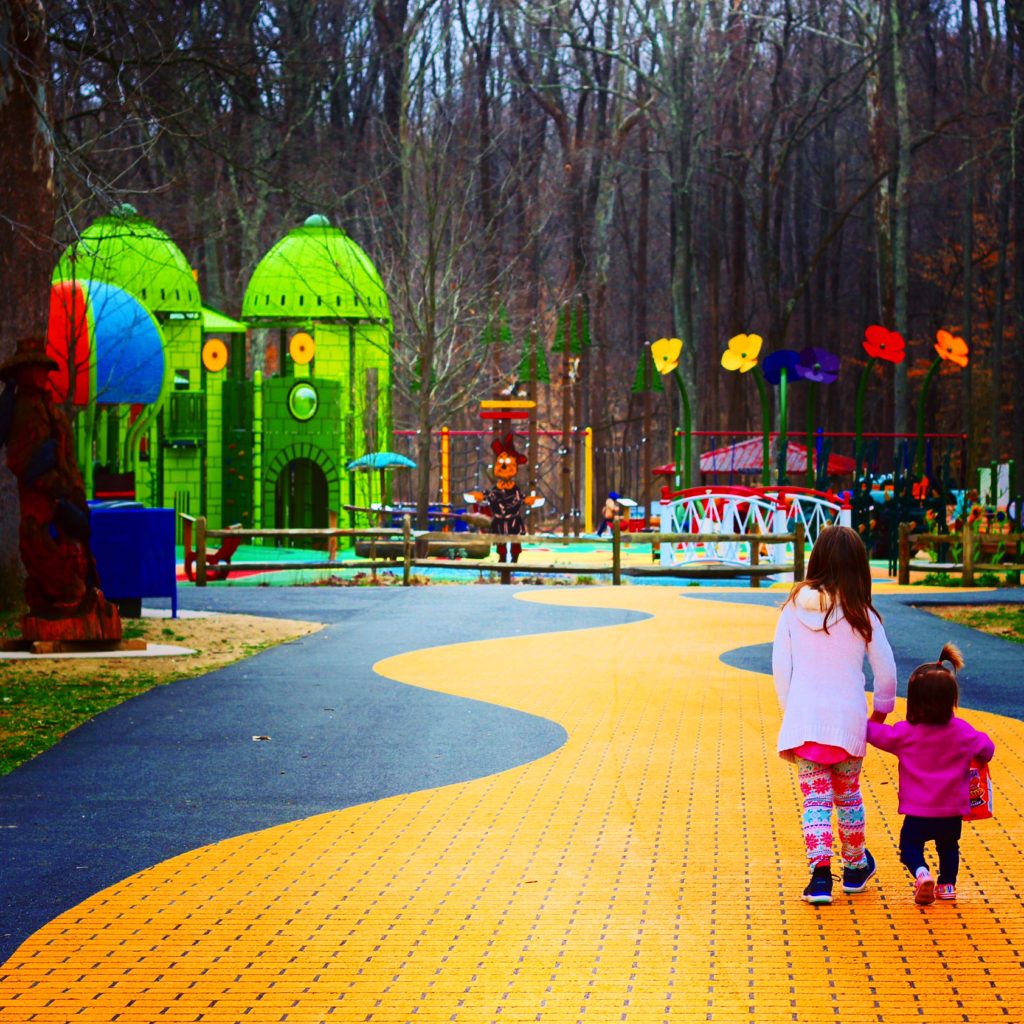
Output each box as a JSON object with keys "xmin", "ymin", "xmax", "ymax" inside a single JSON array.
[
  {"xmin": 441, "ymin": 426, "xmax": 450, "ymax": 529},
  {"xmin": 584, "ymin": 426, "xmax": 594, "ymax": 534}
]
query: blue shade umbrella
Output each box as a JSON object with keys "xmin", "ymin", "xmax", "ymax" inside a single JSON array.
[
  {"xmin": 347, "ymin": 452, "xmax": 417, "ymax": 509},
  {"xmin": 346, "ymin": 452, "xmax": 417, "ymax": 471}
]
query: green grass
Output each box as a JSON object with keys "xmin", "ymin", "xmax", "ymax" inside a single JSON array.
[
  {"xmin": 916, "ymin": 570, "xmax": 1021, "ymax": 588},
  {"xmin": 0, "ymin": 609, "xmax": 176, "ymax": 775},
  {"xmin": 925, "ymin": 603, "xmax": 1024, "ymax": 645},
  {"xmin": 0, "ymin": 665, "xmax": 161, "ymax": 776},
  {"xmin": 0, "ymin": 610, "xmax": 304, "ymax": 777}
]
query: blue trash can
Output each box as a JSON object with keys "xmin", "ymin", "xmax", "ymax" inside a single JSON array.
[{"xmin": 88, "ymin": 503, "xmax": 178, "ymax": 617}]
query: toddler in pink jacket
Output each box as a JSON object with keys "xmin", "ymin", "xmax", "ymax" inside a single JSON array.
[
  {"xmin": 773, "ymin": 526, "xmax": 897, "ymax": 905},
  {"xmin": 867, "ymin": 642, "xmax": 994, "ymax": 904}
]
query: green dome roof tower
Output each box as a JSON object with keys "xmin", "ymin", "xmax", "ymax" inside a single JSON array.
[
  {"xmin": 241, "ymin": 215, "xmax": 393, "ymax": 534},
  {"xmin": 54, "ymin": 204, "xmax": 202, "ymax": 317},
  {"xmin": 242, "ymin": 213, "xmax": 390, "ymax": 324}
]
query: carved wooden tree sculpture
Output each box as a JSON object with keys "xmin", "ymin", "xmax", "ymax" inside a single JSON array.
[{"xmin": 0, "ymin": 336, "xmax": 121, "ymax": 642}]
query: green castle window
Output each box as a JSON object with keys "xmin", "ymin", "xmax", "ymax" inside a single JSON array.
[{"xmin": 288, "ymin": 382, "xmax": 319, "ymax": 422}]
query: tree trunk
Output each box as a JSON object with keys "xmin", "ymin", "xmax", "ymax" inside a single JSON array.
[
  {"xmin": 374, "ymin": 0, "xmax": 410, "ymax": 205},
  {"xmin": 415, "ymin": 369, "xmax": 435, "ymax": 532},
  {"xmin": 990, "ymin": 76, "xmax": 1012, "ymax": 461},
  {"xmin": 865, "ymin": 3, "xmax": 894, "ymax": 333},
  {"xmin": 959, "ymin": 0, "xmax": 975, "ymax": 475},
  {"xmin": 890, "ymin": 0, "xmax": 912, "ymax": 437},
  {"xmin": 667, "ymin": 8, "xmax": 700, "ymax": 486},
  {"xmin": 637, "ymin": 120, "xmax": 652, "ymax": 520},
  {"xmin": 0, "ymin": 0, "xmax": 55, "ymax": 612},
  {"xmin": 726, "ymin": 121, "xmax": 748, "ymax": 432},
  {"xmin": 1010, "ymin": 3, "xmax": 1024, "ymax": 480}
]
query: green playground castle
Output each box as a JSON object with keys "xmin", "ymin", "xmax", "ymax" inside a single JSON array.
[{"xmin": 52, "ymin": 207, "xmax": 392, "ymax": 541}]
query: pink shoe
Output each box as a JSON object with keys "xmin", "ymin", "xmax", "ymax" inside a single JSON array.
[
  {"xmin": 936, "ymin": 883, "xmax": 957, "ymax": 901},
  {"xmin": 915, "ymin": 872, "xmax": 936, "ymax": 905}
]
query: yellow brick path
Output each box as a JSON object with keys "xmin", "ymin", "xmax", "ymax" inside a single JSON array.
[{"xmin": 2, "ymin": 587, "xmax": 1023, "ymax": 1022}]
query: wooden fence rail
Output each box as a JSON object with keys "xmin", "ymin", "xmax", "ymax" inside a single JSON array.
[
  {"xmin": 897, "ymin": 522, "xmax": 1024, "ymax": 586},
  {"xmin": 191, "ymin": 516, "xmax": 805, "ymax": 588}
]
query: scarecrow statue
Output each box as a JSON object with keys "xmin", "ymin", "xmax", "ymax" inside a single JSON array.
[
  {"xmin": 0, "ymin": 336, "xmax": 121, "ymax": 642},
  {"xmin": 466, "ymin": 433, "xmax": 539, "ymax": 563}
]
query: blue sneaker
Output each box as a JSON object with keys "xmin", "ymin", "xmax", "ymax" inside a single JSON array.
[
  {"xmin": 842, "ymin": 849, "xmax": 877, "ymax": 894},
  {"xmin": 803, "ymin": 866, "xmax": 833, "ymax": 904}
]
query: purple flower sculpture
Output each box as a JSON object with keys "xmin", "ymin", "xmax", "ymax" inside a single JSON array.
[
  {"xmin": 795, "ymin": 346, "xmax": 839, "ymax": 485},
  {"xmin": 795, "ymin": 346, "xmax": 839, "ymax": 384}
]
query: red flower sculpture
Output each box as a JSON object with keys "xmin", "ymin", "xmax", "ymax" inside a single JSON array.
[
  {"xmin": 856, "ymin": 325, "xmax": 905, "ymax": 470},
  {"xmin": 862, "ymin": 325, "xmax": 905, "ymax": 364}
]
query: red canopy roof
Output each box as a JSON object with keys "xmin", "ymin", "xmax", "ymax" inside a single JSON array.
[{"xmin": 654, "ymin": 439, "xmax": 855, "ymax": 476}]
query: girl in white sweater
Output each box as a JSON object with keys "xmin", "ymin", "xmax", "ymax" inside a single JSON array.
[{"xmin": 772, "ymin": 525, "xmax": 898, "ymax": 905}]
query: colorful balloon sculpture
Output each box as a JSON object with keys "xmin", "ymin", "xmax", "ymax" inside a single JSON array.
[{"xmin": 47, "ymin": 279, "xmax": 165, "ymax": 407}]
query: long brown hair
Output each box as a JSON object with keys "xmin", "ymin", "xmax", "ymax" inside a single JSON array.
[
  {"xmin": 906, "ymin": 643, "xmax": 963, "ymax": 725},
  {"xmin": 785, "ymin": 525, "xmax": 878, "ymax": 642}
]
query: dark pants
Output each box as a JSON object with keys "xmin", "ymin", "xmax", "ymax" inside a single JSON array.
[
  {"xmin": 497, "ymin": 542, "xmax": 522, "ymax": 563},
  {"xmin": 899, "ymin": 814, "xmax": 963, "ymax": 885}
]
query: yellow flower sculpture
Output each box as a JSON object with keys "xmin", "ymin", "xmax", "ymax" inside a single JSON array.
[
  {"xmin": 650, "ymin": 336, "xmax": 690, "ymax": 486},
  {"xmin": 934, "ymin": 329, "xmax": 969, "ymax": 367},
  {"xmin": 721, "ymin": 333, "xmax": 762, "ymax": 373},
  {"xmin": 721, "ymin": 332, "xmax": 770, "ymax": 484},
  {"xmin": 651, "ymin": 336, "xmax": 683, "ymax": 375}
]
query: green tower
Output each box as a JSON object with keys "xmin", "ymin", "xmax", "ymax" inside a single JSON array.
[
  {"xmin": 241, "ymin": 214, "xmax": 392, "ymax": 537},
  {"xmin": 198, "ymin": 306, "xmax": 249, "ymax": 530}
]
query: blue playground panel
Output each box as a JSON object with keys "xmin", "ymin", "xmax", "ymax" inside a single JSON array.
[{"xmin": 388, "ymin": 504, "xmax": 469, "ymax": 532}]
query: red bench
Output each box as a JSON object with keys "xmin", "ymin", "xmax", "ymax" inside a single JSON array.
[{"xmin": 180, "ymin": 514, "xmax": 244, "ymax": 582}]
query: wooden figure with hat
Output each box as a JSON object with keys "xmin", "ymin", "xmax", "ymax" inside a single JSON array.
[
  {"xmin": 465, "ymin": 433, "xmax": 539, "ymax": 564},
  {"xmin": 0, "ymin": 336, "xmax": 122, "ymax": 646}
]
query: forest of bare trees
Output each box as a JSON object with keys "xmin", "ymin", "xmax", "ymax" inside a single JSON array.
[{"xmin": 2, "ymin": 0, "xmax": 1023, "ymax": 601}]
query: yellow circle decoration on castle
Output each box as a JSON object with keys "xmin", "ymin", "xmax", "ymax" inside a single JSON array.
[
  {"xmin": 289, "ymin": 332, "xmax": 316, "ymax": 365},
  {"xmin": 202, "ymin": 338, "xmax": 228, "ymax": 372}
]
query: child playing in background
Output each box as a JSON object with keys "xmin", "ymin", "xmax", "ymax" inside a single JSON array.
[
  {"xmin": 867, "ymin": 643, "xmax": 994, "ymax": 905},
  {"xmin": 773, "ymin": 525, "xmax": 898, "ymax": 905},
  {"xmin": 596, "ymin": 492, "xmax": 620, "ymax": 537}
]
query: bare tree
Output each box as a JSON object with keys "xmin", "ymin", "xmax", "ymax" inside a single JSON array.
[
  {"xmin": 1011, "ymin": 1, "xmax": 1024, "ymax": 479},
  {"xmin": 5, "ymin": 0, "xmax": 1018, "ymax": 524},
  {"xmin": 369, "ymin": 9, "xmax": 522, "ymax": 527},
  {"xmin": 0, "ymin": 0, "xmax": 56, "ymax": 611}
]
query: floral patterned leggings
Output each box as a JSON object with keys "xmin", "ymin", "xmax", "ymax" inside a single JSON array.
[{"xmin": 796, "ymin": 757, "xmax": 867, "ymax": 869}]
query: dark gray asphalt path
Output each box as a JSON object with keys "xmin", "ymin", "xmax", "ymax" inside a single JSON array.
[{"xmin": 0, "ymin": 587, "xmax": 644, "ymax": 964}]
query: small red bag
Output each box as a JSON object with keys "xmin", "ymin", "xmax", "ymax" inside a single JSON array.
[{"xmin": 964, "ymin": 760, "xmax": 993, "ymax": 821}]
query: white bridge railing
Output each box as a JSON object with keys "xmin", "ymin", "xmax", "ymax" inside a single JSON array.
[
  {"xmin": 658, "ymin": 487, "xmax": 848, "ymax": 568},
  {"xmin": 771, "ymin": 488, "xmax": 848, "ymax": 544}
]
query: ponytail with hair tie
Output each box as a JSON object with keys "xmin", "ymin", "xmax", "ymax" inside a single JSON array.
[{"xmin": 938, "ymin": 642, "xmax": 964, "ymax": 673}]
